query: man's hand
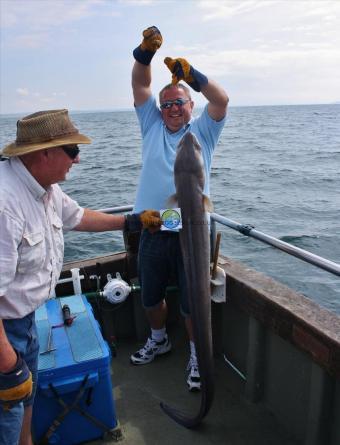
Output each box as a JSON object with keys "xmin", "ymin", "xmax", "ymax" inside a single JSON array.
[
  {"xmin": 139, "ymin": 210, "xmax": 162, "ymax": 233},
  {"xmin": 0, "ymin": 350, "xmax": 32, "ymax": 408},
  {"xmin": 125, "ymin": 210, "xmax": 161, "ymax": 233},
  {"xmin": 164, "ymin": 57, "xmax": 208, "ymax": 92},
  {"xmin": 141, "ymin": 26, "xmax": 162, "ymax": 52},
  {"xmin": 133, "ymin": 26, "xmax": 163, "ymax": 66}
]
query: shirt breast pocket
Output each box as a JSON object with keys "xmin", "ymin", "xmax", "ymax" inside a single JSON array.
[
  {"xmin": 52, "ymin": 215, "xmax": 64, "ymax": 264},
  {"xmin": 17, "ymin": 231, "xmax": 45, "ymax": 274}
]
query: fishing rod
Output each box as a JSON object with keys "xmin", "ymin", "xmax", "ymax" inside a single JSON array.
[
  {"xmin": 210, "ymin": 213, "xmax": 340, "ymax": 277},
  {"xmin": 96, "ymin": 205, "xmax": 340, "ymax": 277}
]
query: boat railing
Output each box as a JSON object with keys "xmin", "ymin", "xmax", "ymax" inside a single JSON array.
[{"xmin": 98, "ymin": 205, "xmax": 340, "ymax": 278}]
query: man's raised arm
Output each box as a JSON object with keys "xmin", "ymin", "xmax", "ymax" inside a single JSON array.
[{"xmin": 132, "ymin": 26, "xmax": 163, "ymax": 107}]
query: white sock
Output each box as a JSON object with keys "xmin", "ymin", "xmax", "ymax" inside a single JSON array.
[
  {"xmin": 151, "ymin": 327, "xmax": 166, "ymax": 343},
  {"xmin": 190, "ymin": 341, "xmax": 197, "ymax": 359}
]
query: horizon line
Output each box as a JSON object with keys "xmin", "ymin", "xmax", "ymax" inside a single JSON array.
[{"xmin": 1, "ymin": 101, "xmax": 339, "ymax": 117}]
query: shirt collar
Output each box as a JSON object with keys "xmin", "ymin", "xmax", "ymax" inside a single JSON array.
[
  {"xmin": 164, "ymin": 121, "xmax": 191, "ymax": 136},
  {"xmin": 10, "ymin": 157, "xmax": 49, "ymax": 201}
]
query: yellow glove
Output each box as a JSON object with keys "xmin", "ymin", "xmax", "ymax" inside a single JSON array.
[
  {"xmin": 141, "ymin": 26, "xmax": 163, "ymax": 52},
  {"xmin": 164, "ymin": 57, "xmax": 208, "ymax": 92},
  {"xmin": 125, "ymin": 210, "xmax": 161, "ymax": 233},
  {"xmin": 140, "ymin": 210, "xmax": 162, "ymax": 233},
  {"xmin": 133, "ymin": 26, "xmax": 163, "ymax": 65},
  {"xmin": 0, "ymin": 351, "xmax": 33, "ymax": 409}
]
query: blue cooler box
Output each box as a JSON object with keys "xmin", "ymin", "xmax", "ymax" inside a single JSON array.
[{"xmin": 32, "ymin": 295, "xmax": 118, "ymax": 444}]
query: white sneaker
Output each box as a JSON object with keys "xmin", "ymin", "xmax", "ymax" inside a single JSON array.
[
  {"xmin": 187, "ymin": 356, "xmax": 201, "ymax": 391},
  {"xmin": 130, "ymin": 335, "xmax": 172, "ymax": 365}
]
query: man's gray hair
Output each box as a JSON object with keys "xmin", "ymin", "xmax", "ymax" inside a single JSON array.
[{"xmin": 159, "ymin": 83, "xmax": 192, "ymax": 103}]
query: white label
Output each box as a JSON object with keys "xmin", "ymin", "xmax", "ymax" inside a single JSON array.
[{"xmin": 160, "ymin": 208, "xmax": 182, "ymax": 231}]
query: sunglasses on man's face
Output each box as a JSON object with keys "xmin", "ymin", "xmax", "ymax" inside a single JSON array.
[
  {"xmin": 160, "ymin": 98, "xmax": 190, "ymax": 110},
  {"xmin": 62, "ymin": 145, "xmax": 80, "ymax": 160}
]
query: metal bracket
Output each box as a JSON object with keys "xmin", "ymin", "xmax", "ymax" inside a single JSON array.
[{"xmin": 239, "ymin": 224, "xmax": 255, "ymax": 236}]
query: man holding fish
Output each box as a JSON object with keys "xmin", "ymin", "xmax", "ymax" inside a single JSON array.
[{"xmin": 130, "ymin": 26, "xmax": 228, "ymax": 391}]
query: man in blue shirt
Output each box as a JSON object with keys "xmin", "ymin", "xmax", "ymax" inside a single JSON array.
[{"xmin": 130, "ymin": 26, "xmax": 228, "ymax": 391}]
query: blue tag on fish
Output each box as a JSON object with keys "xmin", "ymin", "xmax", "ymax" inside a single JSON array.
[{"xmin": 160, "ymin": 208, "xmax": 182, "ymax": 231}]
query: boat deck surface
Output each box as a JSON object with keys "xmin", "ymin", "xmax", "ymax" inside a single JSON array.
[{"xmin": 88, "ymin": 323, "xmax": 298, "ymax": 445}]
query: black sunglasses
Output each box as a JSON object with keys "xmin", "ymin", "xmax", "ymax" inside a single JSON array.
[
  {"xmin": 62, "ymin": 145, "xmax": 80, "ymax": 160},
  {"xmin": 160, "ymin": 98, "xmax": 190, "ymax": 110}
]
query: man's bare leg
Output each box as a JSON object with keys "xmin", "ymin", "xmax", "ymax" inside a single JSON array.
[
  {"xmin": 146, "ymin": 300, "xmax": 168, "ymax": 329},
  {"xmin": 19, "ymin": 406, "xmax": 33, "ymax": 445}
]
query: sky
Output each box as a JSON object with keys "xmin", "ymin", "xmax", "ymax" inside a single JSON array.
[{"xmin": 1, "ymin": 0, "xmax": 340, "ymax": 114}]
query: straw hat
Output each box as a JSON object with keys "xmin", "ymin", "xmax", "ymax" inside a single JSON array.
[{"xmin": 1, "ymin": 109, "xmax": 91, "ymax": 157}]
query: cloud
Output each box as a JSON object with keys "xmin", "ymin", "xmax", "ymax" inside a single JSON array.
[
  {"xmin": 188, "ymin": 46, "xmax": 340, "ymax": 78},
  {"xmin": 15, "ymin": 87, "xmax": 67, "ymax": 103},
  {"xmin": 1, "ymin": 8, "xmax": 17, "ymax": 28},
  {"xmin": 2, "ymin": 0, "xmax": 106, "ymax": 29},
  {"xmin": 11, "ymin": 32, "xmax": 49, "ymax": 49},
  {"xmin": 2, "ymin": 0, "xmax": 113, "ymax": 49},
  {"xmin": 196, "ymin": 0, "xmax": 340, "ymax": 49},
  {"xmin": 304, "ymin": 2, "xmax": 340, "ymax": 17},
  {"xmin": 118, "ymin": 0, "xmax": 157, "ymax": 5},
  {"xmin": 197, "ymin": 0, "xmax": 277, "ymax": 20},
  {"xmin": 16, "ymin": 88, "xmax": 29, "ymax": 96},
  {"xmin": 198, "ymin": 0, "xmax": 340, "ymax": 22},
  {"xmin": 2, "ymin": 0, "xmax": 340, "ymax": 111}
]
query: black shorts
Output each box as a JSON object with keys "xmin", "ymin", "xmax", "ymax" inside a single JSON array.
[{"xmin": 137, "ymin": 230, "xmax": 189, "ymax": 316}]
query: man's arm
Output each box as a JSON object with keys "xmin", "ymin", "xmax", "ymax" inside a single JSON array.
[
  {"xmin": 132, "ymin": 62, "xmax": 152, "ymax": 107},
  {"xmin": 0, "ymin": 318, "xmax": 33, "ymax": 405},
  {"xmin": 132, "ymin": 26, "xmax": 163, "ymax": 107},
  {"xmin": 74, "ymin": 209, "xmax": 125, "ymax": 232},
  {"xmin": 0, "ymin": 319, "xmax": 17, "ymax": 373},
  {"xmin": 74, "ymin": 208, "xmax": 161, "ymax": 233},
  {"xmin": 201, "ymin": 79, "xmax": 229, "ymax": 122}
]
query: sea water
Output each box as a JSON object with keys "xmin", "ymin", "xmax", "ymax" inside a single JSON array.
[{"xmin": 1, "ymin": 104, "xmax": 339, "ymax": 314}]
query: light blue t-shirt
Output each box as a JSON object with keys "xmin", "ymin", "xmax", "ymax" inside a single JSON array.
[{"xmin": 134, "ymin": 96, "xmax": 226, "ymax": 212}]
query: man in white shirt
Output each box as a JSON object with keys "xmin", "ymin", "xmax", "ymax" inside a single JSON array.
[{"xmin": 0, "ymin": 109, "xmax": 160, "ymax": 445}]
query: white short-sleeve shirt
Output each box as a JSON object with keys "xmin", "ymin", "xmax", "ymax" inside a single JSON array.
[{"xmin": 0, "ymin": 157, "xmax": 84, "ymax": 319}]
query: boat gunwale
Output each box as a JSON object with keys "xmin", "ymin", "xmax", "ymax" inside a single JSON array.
[
  {"xmin": 60, "ymin": 251, "xmax": 340, "ymax": 379},
  {"xmin": 219, "ymin": 255, "xmax": 340, "ymax": 378}
]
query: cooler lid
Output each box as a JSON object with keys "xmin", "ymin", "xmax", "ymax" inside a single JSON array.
[{"xmin": 36, "ymin": 295, "xmax": 106, "ymax": 371}]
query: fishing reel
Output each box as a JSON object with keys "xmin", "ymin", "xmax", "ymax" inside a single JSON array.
[{"xmin": 101, "ymin": 272, "xmax": 131, "ymax": 304}]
